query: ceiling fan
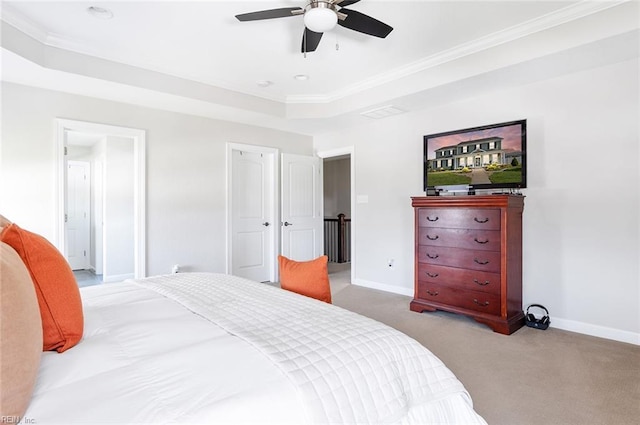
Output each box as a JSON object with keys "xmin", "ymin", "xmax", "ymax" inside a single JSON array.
[{"xmin": 235, "ymin": 0, "xmax": 393, "ymax": 53}]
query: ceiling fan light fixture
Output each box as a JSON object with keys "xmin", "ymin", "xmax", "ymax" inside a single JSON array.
[{"xmin": 304, "ymin": 3, "xmax": 337, "ymax": 33}]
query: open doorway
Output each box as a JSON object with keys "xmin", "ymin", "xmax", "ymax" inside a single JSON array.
[
  {"xmin": 55, "ymin": 119, "xmax": 146, "ymax": 286},
  {"xmin": 318, "ymin": 147, "xmax": 354, "ymax": 290},
  {"xmin": 65, "ymin": 136, "xmax": 102, "ymax": 287}
]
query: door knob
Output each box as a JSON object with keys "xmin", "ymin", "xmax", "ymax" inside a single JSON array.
[
  {"xmin": 262, "ymin": 222, "xmax": 270, "ymax": 227},
  {"xmin": 283, "ymin": 221, "xmax": 293, "ymax": 226}
]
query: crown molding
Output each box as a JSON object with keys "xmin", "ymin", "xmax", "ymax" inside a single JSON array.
[
  {"xmin": 0, "ymin": 2, "xmax": 289, "ymax": 104},
  {"xmin": 43, "ymin": 31, "xmax": 288, "ymax": 103},
  {"xmin": 2, "ymin": 0, "xmax": 632, "ymax": 107},
  {"xmin": 286, "ymin": 0, "xmax": 630, "ymax": 104},
  {"xmin": 1, "ymin": 4, "xmax": 97, "ymax": 54},
  {"xmin": 1, "ymin": 2, "xmax": 48, "ymax": 42}
]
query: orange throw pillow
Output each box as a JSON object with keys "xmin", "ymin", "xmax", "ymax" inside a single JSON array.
[
  {"xmin": 0, "ymin": 223, "xmax": 83, "ymax": 352},
  {"xmin": 278, "ymin": 255, "xmax": 332, "ymax": 303},
  {"xmin": 0, "ymin": 242, "xmax": 42, "ymax": 418}
]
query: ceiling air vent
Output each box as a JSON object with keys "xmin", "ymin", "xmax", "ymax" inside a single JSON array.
[{"xmin": 360, "ymin": 105, "xmax": 405, "ymax": 119}]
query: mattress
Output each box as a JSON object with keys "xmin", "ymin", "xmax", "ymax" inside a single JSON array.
[{"xmin": 25, "ymin": 273, "xmax": 487, "ymax": 424}]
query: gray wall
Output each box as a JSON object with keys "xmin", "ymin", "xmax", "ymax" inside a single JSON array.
[
  {"xmin": 0, "ymin": 82, "xmax": 313, "ymax": 276},
  {"xmin": 314, "ymin": 57, "xmax": 640, "ymax": 343}
]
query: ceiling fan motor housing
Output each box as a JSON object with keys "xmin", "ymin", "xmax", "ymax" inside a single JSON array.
[{"xmin": 304, "ymin": 1, "xmax": 339, "ymax": 33}]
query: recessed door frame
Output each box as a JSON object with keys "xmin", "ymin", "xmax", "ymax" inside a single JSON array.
[
  {"xmin": 317, "ymin": 146, "xmax": 355, "ymax": 284},
  {"xmin": 55, "ymin": 118, "xmax": 146, "ymax": 279}
]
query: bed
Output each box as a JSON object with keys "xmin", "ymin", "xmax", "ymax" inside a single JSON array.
[{"xmin": 22, "ymin": 272, "xmax": 487, "ymax": 424}]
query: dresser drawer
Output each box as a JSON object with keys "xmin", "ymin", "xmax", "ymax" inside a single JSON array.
[
  {"xmin": 417, "ymin": 227, "xmax": 500, "ymax": 251},
  {"xmin": 418, "ymin": 208, "xmax": 500, "ymax": 230},
  {"xmin": 418, "ymin": 245, "xmax": 501, "ymax": 273},
  {"xmin": 417, "ymin": 263, "xmax": 500, "ymax": 295},
  {"xmin": 417, "ymin": 282, "xmax": 500, "ymax": 315}
]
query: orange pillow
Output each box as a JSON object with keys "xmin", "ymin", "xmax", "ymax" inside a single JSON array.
[
  {"xmin": 0, "ymin": 223, "xmax": 83, "ymax": 352},
  {"xmin": 0, "ymin": 242, "xmax": 42, "ymax": 418},
  {"xmin": 278, "ymin": 255, "xmax": 332, "ymax": 303}
]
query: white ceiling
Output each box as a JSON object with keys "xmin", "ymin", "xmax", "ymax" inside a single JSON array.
[{"xmin": 1, "ymin": 1, "xmax": 638, "ymax": 135}]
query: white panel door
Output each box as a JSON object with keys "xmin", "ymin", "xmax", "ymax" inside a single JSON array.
[
  {"xmin": 66, "ymin": 160, "xmax": 90, "ymax": 270},
  {"xmin": 231, "ymin": 149, "xmax": 275, "ymax": 282},
  {"xmin": 281, "ymin": 153, "xmax": 323, "ymax": 261}
]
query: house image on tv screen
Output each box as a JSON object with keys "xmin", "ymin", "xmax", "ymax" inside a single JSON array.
[{"xmin": 429, "ymin": 136, "xmax": 517, "ymax": 170}]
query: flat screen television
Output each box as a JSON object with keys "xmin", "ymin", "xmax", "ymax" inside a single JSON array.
[{"xmin": 423, "ymin": 119, "xmax": 527, "ymax": 194}]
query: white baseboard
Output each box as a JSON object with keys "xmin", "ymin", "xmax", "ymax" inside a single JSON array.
[
  {"xmin": 103, "ymin": 273, "xmax": 134, "ymax": 283},
  {"xmin": 88, "ymin": 265, "xmax": 103, "ymax": 275},
  {"xmin": 352, "ymin": 278, "xmax": 413, "ymax": 297},
  {"xmin": 551, "ymin": 317, "xmax": 639, "ymax": 346},
  {"xmin": 353, "ymin": 279, "xmax": 639, "ymax": 346}
]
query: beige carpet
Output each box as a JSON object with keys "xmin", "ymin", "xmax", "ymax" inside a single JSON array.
[{"xmin": 327, "ymin": 263, "xmax": 640, "ymax": 425}]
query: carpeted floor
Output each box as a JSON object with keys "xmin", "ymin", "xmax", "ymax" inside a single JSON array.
[{"xmin": 327, "ymin": 263, "xmax": 640, "ymax": 425}]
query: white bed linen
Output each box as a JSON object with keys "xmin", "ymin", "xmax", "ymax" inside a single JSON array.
[
  {"xmin": 26, "ymin": 281, "xmax": 307, "ymax": 424},
  {"xmin": 25, "ymin": 273, "xmax": 487, "ymax": 425}
]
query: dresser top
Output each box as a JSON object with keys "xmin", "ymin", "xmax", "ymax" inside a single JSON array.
[{"xmin": 411, "ymin": 194, "xmax": 525, "ymax": 209}]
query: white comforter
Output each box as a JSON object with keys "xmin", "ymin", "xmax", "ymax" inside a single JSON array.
[{"xmin": 26, "ymin": 273, "xmax": 486, "ymax": 425}]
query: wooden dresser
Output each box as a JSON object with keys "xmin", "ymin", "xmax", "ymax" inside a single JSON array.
[{"xmin": 410, "ymin": 195, "xmax": 525, "ymax": 334}]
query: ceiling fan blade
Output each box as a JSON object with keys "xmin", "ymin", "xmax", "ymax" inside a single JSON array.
[
  {"xmin": 235, "ymin": 7, "xmax": 303, "ymax": 22},
  {"xmin": 337, "ymin": 8, "xmax": 393, "ymax": 38},
  {"xmin": 301, "ymin": 28, "xmax": 323, "ymax": 53},
  {"xmin": 334, "ymin": 0, "xmax": 361, "ymax": 6}
]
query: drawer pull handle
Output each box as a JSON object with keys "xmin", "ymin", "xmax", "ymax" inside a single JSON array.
[
  {"xmin": 473, "ymin": 299, "xmax": 490, "ymax": 307},
  {"xmin": 426, "ymin": 272, "xmax": 439, "ymax": 278},
  {"xmin": 426, "ymin": 290, "xmax": 439, "ymax": 296},
  {"xmin": 426, "ymin": 253, "xmax": 439, "ymax": 259},
  {"xmin": 473, "ymin": 279, "xmax": 490, "ymax": 286},
  {"xmin": 426, "ymin": 216, "xmax": 439, "ymax": 222},
  {"xmin": 426, "ymin": 234, "xmax": 439, "ymax": 241},
  {"xmin": 474, "ymin": 217, "xmax": 490, "ymax": 223},
  {"xmin": 474, "ymin": 237, "xmax": 489, "ymax": 244},
  {"xmin": 474, "ymin": 258, "xmax": 490, "ymax": 265}
]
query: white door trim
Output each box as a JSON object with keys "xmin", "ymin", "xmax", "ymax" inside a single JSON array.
[
  {"xmin": 317, "ymin": 146, "xmax": 355, "ymax": 284},
  {"xmin": 225, "ymin": 142, "xmax": 279, "ymax": 281},
  {"xmin": 55, "ymin": 118, "xmax": 146, "ymax": 279}
]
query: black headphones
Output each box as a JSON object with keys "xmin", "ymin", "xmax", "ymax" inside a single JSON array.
[{"xmin": 525, "ymin": 304, "xmax": 550, "ymax": 330}]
